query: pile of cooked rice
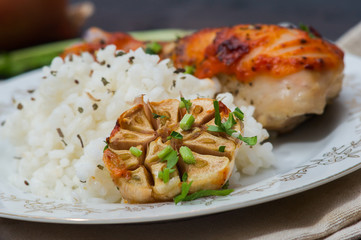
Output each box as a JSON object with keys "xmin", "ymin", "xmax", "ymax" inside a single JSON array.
[{"xmin": 0, "ymin": 45, "xmax": 274, "ymax": 203}]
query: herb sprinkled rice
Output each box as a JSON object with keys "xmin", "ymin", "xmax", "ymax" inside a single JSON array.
[{"xmin": 0, "ymin": 45, "xmax": 274, "ymax": 203}]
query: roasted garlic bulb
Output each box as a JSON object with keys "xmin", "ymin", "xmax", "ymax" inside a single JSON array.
[{"xmin": 103, "ymin": 98, "xmax": 242, "ymax": 203}]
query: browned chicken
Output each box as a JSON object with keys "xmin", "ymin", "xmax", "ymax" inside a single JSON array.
[
  {"xmin": 103, "ymin": 98, "xmax": 242, "ymax": 203},
  {"xmin": 62, "ymin": 24, "xmax": 344, "ymax": 132}
]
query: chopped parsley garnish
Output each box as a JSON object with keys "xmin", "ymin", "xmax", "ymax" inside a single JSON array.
[
  {"xmin": 167, "ymin": 131, "xmax": 183, "ymax": 140},
  {"xmin": 218, "ymin": 146, "xmax": 226, "ymax": 152},
  {"xmin": 152, "ymin": 113, "xmax": 168, "ymax": 119},
  {"xmin": 207, "ymin": 100, "xmax": 257, "ymax": 146},
  {"xmin": 233, "ymin": 107, "xmax": 244, "ymax": 121},
  {"xmin": 103, "ymin": 141, "xmax": 109, "ymax": 152},
  {"xmin": 97, "ymin": 164, "xmax": 104, "ymax": 170},
  {"xmin": 207, "ymin": 101, "xmax": 236, "ymax": 135},
  {"xmin": 299, "ymin": 23, "xmax": 316, "ymax": 38},
  {"xmin": 222, "ymin": 112, "xmax": 237, "ymax": 135},
  {"xmin": 238, "ymin": 135, "xmax": 257, "ymax": 146},
  {"xmin": 184, "ymin": 65, "xmax": 195, "ymax": 75},
  {"xmin": 179, "ymin": 97, "xmax": 192, "ymax": 113},
  {"xmin": 145, "ymin": 42, "xmax": 162, "ymax": 55}
]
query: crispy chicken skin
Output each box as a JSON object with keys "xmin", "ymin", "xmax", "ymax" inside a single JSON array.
[
  {"xmin": 60, "ymin": 27, "xmax": 144, "ymax": 58},
  {"xmin": 62, "ymin": 24, "xmax": 344, "ymax": 132},
  {"xmin": 170, "ymin": 25, "xmax": 343, "ymax": 82},
  {"xmin": 171, "ymin": 25, "xmax": 344, "ymax": 131},
  {"xmin": 103, "ymin": 98, "xmax": 242, "ymax": 203}
]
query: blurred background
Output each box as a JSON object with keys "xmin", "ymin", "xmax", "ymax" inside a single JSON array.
[
  {"xmin": 1, "ymin": 0, "xmax": 360, "ymax": 78},
  {"xmin": 70, "ymin": 0, "xmax": 361, "ymax": 41}
]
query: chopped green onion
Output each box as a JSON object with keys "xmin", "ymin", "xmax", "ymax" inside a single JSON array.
[
  {"xmin": 158, "ymin": 167, "xmax": 176, "ymax": 183},
  {"xmin": 168, "ymin": 131, "xmax": 183, "ymax": 140},
  {"xmin": 180, "ymin": 114, "xmax": 195, "ymax": 131},
  {"xmin": 163, "ymin": 168, "xmax": 170, "ymax": 183},
  {"xmin": 163, "ymin": 150, "xmax": 179, "ymax": 169},
  {"xmin": 129, "ymin": 146, "xmax": 142, "ymax": 157},
  {"xmin": 219, "ymin": 146, "xmax": 226, "ymax": 152},
  {"xmin": 184, "ymin": 65, "xmax": 195, "ymax": 75},
  {"xmin": 180, "ymin": 97, "xmax": 192, "ymax": 113},
  {"xmin": 223, "ymin": 112, "xmax": 236, "ymax": 130},
  {"xmin": 157, "ymin": 145, "xmax": 178, "ymax": 169},
  {"xmin": 299, "ymin": 23, "xmax": 316, "ymax": 38},
  {"xmin": 213, "ymin": 100, "xmax": 222, "ymax": 126},
  {"xmin": 182, "ymin": 172, "xmax": 188, "ymax": 182},
  {"xmin": 208, "ymin": 101, "xmax": 257, "ymax": 146},
  {"xmin": 222, "ymin": 180, "xmax": 229, "ymax": 189},
  {"xmin": 174, "ymin": 181, "xmax": 193, "ymax": 204},
  {"xmin": 181, "ymin": 189, "xmax": 234, "ymax": 202},
  {"xmin": 238, "ymin": 135, "xmax": 257, "ymax": 146},
  {"xmin": 207, "ymin": 100, "xmax": 258, "ymax": 147},
  {"xmin": 233, "ymin": 107, "xmax": 244, "ymax": 121},
  {"xmin": 179, "ymin": 146, "xmax": 196, "ymax": 164},
  {"xmin": 157, "ymin": 145, "xmax": 173, "ymax": 159},
  {"xmin": 103, "ymin": 141, "xmax": 109, "ymax": 152},
  {"xmin": 0, "ymin": 38, "xmax": 79, "ymax": 78},
  {"xmin": 145, "ymin": 42, "xmax": 162, "ymax": 54},
  {"xmin": 152, "ymin": 112, "xmax": 168, "ymax": 119},
  {"xmin": 207, "ymin": 125, "xmax": 224, "ymax": 132},
  {"xmin": 103, "ymin": 144, "xmax": 109, "ymax": 152},
  {"xmin": 207, "ymin": 101, "xmax": 236, "ymax": 135}
]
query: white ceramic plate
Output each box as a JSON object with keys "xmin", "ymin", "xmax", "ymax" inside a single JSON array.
[{"xmin": 0, "ymin": 54, "xmax": 361, "ymax": 224}]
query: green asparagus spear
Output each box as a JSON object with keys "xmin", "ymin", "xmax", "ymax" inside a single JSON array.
[{"xmin": 0, "ymin": 29, "xmax": 193, "ymax": 78}]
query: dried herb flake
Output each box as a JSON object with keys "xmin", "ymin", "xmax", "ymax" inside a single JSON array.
[
  {"xmin": 77, "ymin": 134, "xmax": 84, "ymax": 148},
  {"xmin": 101, "ymin": 77, "xmax": 109, "ymax": 86},
  {"xmin": 56, "ymin": 128, "xmax": 64, "ymax": 138}
]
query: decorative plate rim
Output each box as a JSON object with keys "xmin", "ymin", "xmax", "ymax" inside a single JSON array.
[{"xmin": 0, "ymin": 53, "xmax": 361, "ymax": 224}]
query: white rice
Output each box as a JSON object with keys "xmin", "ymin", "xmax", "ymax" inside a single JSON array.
[{"xmin": 0, "ymin": 45, "xmax": 274, "ymax": 203}]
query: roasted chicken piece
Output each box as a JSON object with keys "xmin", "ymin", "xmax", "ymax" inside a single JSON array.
[
  {"xmin": 62, "ymin": 24, "xmax": 344, "ymax": 132},
  {"xmin": 103, "ymin": 98, "xmax": 242, "ymax": 203}
]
